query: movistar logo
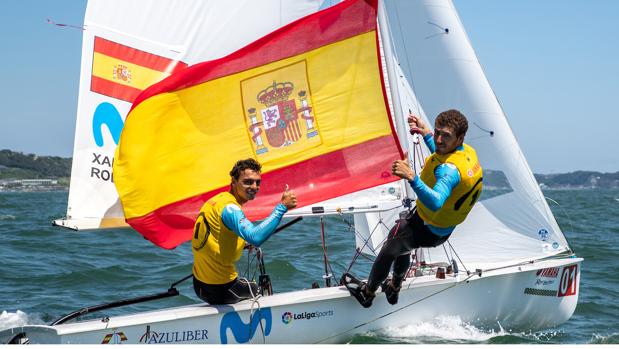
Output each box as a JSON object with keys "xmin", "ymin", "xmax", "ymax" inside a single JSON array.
[
  {"xmin": 219, "ymin": 307, "xmax": 272, "ymax": 344},
  {"xmin": 92, "ymin": 102, "xmax": 124, "ymax": 147}
]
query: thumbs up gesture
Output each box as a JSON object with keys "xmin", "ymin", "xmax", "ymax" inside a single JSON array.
[
  {"xmin": 281, "ymin": 184, "xmax": 297, "ymax": 210},
  {"xmin": 391, "ymin": 152, "xmax": 414, "ymax": 181}
]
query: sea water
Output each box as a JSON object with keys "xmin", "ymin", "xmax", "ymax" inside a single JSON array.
[{"xmin": 0, "ymin": 189, "xmax": 617, "ymax": 344}]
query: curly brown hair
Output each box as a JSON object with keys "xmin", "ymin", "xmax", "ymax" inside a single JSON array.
[
  {"xmin": 435, "ymin": 109, "xmax": 468, "ymax": 138},
  {"xmin": 229, "ymin": 158, "xmax": 262, "ymax": 180}
]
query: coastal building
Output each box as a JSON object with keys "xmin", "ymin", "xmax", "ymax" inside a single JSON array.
[{"xmin": 16, "ymin": 179, "xmax": 58, "ymax": 186}]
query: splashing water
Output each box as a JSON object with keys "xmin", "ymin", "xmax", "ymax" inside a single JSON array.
[
  {"xmin": 0, "ymin": 311, "xmax": 29, "ymax": 331},
  {"xmin": 369, "ymin": 316, "xmax": 567, "ymax": 344},
  {"xmin": 378, "ymin": 316, "xmax": 507, "ymax": 344},
  {"xmin": 0, "ymin": 215, "xmax": 15, "ymax": 221},
  {"xmin": 590, "ymin": 332, "xmax": 619, "ymax": 344}
]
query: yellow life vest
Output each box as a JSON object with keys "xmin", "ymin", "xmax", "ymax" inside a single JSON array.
[
  {"xmin": 416, "ymin": 143, "xmax": 483, "ymax": 228},
  {"xmin": 192, "ymin": 192, "xmax": 246, "ymax": 285}
]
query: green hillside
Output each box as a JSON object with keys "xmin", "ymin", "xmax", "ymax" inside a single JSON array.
[{"xmin": 0, "ymin": 149, "xmax": 71, "ymax": 179}]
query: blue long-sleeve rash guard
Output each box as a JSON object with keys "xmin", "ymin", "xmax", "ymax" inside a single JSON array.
[
  {"xmin": 409, "ymin": 134, "xmax": 462, "ymax": 236},
  {"xmin": 221, "ymin": 203, "xmax": 288, "ymax": 246}
]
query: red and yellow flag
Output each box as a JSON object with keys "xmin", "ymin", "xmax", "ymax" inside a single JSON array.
[
  {"xmin": 114, "ymin": 0, "xmax": 403, "ymax": 249},
  {"xmin": 91, "ymin": 37, "xmax": 188, "ymax": 102}
]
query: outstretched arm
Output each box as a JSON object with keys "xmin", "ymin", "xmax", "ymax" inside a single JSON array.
[
  {"xmin": 221, "ymin": 186, "xmax": 297, "ymax": 246},
  {"xmin": 221, "ymin": 203, "xmax": 288, "ymax": 247}
]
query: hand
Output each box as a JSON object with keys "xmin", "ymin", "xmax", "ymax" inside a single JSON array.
[
  {"xmin": 281, "ymin": 184, "xmax": 297, "ymax": 210},
  {"xmin": 408, "ymin": 114, "xmax": 431, "ymax": 136},
  {"xmin": 391, "ymin": 154, "xmax": 414, "ymax": 181}
]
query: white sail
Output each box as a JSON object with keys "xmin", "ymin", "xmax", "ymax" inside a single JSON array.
[
  {"xmin": 55, "ymin": 0, "xmax": 328, "ymax": 230},
  {"xmin": 375, "ymin": 0, "xmax": 570, "ymax": 268}
]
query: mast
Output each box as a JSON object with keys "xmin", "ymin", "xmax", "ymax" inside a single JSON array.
[{"xmin": 377, "ymin": 0, "xmax": 414, "ymax": 201}]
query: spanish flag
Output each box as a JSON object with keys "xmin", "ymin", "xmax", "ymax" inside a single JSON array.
[
  {"xmin": 114, "ymin": 0, "xmax": 403, "ymax": 249},
  {"xmin": 91, "ymin": 37, "xmax": 188, "ymax": 102}
]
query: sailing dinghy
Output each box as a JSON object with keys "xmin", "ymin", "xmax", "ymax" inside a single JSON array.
[{"xmin": 0, "ymin": 0, "xmax": 581, "ymax": 344}]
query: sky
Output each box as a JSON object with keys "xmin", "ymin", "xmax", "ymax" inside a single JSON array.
[{"xmin": 0, "ymin": 0, "xmax": 617, "ymax": 174}]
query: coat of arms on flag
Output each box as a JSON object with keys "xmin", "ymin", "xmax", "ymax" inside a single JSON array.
[{"xmin": 242, "ymin": 60, "xmax": 321, "ymax": 162}]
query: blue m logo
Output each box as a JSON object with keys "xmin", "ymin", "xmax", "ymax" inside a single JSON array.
[
  {"xmin": 219, "ymin": 307, "xmax": 272, "ymax": 344},
  {"xmin": 92, "ymin": 102, "xmax": 124, "ymax": 147}
]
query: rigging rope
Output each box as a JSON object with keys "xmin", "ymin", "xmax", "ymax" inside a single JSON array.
[
  {"xmin": 544, "ymin": 196, "xmax": 576, "ymax": 253},
  {"xmin": 342, "ymin": 219, "xmax": 385, "ymax": 276},
  {"xmin": 245, "ymin": 279, "xmax": 267, "ymax": 344},
  {"xmin": 320, "ymin": 217, "xmax": 338, "ymax": 286},
  {"xmin": 472, "ymin": 121, "xmax": 495, "ymax": 138},
  {"xmin": 239, "ymin": 246, "xmax": 270, "ymax": 343},
  {"xmin": 447, "ymin": 240, "xmax": 471, "ymax": 275},
  {"xmin": 338, "ymin": 207, "xmax": 400, "ymax": 277},
  {"xmin": 424, "ymin": 21, "xmax": 450, "ymax": 40},
  {"xmin": 244, "ymin": 246, "xmax": 258, "ymax": 281}
]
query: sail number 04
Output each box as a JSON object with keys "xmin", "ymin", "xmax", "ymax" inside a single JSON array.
[{"xmin": 558, "ymin": 265, "xmax": 578, "ymax": 297}]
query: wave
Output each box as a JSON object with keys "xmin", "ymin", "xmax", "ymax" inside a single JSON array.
[
  {"xmin": 372, "ymin": 316, "xmax": 562, "ymax": 344},
  {"xmin": 590, "ymin": 332, "xmax": 619, "ymax": 344},
  {"xmin": 0, "ymin": 311, "xmax": 29, "ymax": 331},
  {"xmin": 0, "ymin": 215, "xmax": 15, "ymax": 221}
]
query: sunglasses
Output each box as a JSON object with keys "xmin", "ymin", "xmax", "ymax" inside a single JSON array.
[{"xmin": 241, "ymin": 179, "xmax": 262, "ymax": 186}]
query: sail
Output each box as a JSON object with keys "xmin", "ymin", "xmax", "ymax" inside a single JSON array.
[
  {"xmin": 55, "ymin": 0, "xmax": 327, "ymax": 230},
  {"xmin": 373, "ymin": 0, "xmax": 571, "ymax": 268},
  {"xmin": 113, "ymin": 0, "xmax": 404, "ymax": 249}
]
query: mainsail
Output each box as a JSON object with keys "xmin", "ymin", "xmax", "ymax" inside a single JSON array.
[{"xmin": 354, "ymin": 0, "xmax": 572, "ymax": 269}]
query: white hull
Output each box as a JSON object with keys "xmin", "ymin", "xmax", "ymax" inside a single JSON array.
[{"xmin": 0, "ymin": 258, "xmax": 581, "ymax": 344}]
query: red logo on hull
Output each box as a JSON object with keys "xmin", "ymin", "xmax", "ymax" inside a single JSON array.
[{"xmin": 536, "ymin": 267, "xmax": 559, "ymax": 278}]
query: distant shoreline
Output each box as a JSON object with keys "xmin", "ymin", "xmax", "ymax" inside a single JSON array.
[
  {"xmin": 1, "ymin": 149, "xmax": 618, "ymax": 190},
  {"xmin": 2, "ymin": 181, "xmax": 619, "ymax": 193}
]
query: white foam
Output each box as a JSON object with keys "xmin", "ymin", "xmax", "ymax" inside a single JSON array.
[
  {"xmin": 377, "ymin": 316, "xmax": 566, "ymax": 344},
  {"xmin": 0, "ymin": 311, "xmax": 29, "ymax": 331},
  {"xmin": 379, "ymin": 315, "xmax": 507, "ymax": 343},
  {"xmin": 0, "ymin": 215, "xmax": 16, "ymax": 220},
  {"xmin": 591, "ymin": 332, "xmax": 619, "ymax": 344}
]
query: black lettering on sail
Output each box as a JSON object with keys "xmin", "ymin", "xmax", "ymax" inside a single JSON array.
[
  {"xmin": 101, "ymin": 156, "xmax": 112, "ymax": 167},
  {"xmin": 91, "ymin": 167, "xmax": 101, "ymax": 178}
]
